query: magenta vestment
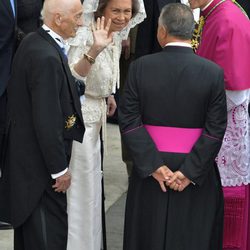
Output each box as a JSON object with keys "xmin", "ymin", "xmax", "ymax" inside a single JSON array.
[{"xmin": 197, "ymin": 0, "xmax": 250, "ymax": 91}]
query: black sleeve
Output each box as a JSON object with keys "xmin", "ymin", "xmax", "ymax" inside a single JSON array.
[{"xmin": 179, "ymin": 69, "xmax": 227, "ymax": 186}]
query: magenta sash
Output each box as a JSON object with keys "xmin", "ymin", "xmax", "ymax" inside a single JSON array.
[{"xmin": 144, "ymin": 125, "xmax": 202, "ymax": 153}]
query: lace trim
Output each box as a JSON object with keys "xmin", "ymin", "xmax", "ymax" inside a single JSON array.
[
  {"xmin": 70, "ymin": 65, "xmax": 86, "ymax": 82},
  {"xmin": 117, "ymin": 0, "xmax": 146, "ymax": 40},
  {"xmin": 81, "ymin": 0, "xmax": 146, "ymax": 40},
  {"xmin": 216, "ymin": 99, "xmax": 250, "ymax": 186}
]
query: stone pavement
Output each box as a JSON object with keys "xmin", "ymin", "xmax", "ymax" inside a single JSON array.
[
  {"xmin": 0, "ymin": 123, "xmax": 128, "ymax": 250},
  {"xmin": 106, "ymin": 193, "xmax": 126, "ymax": 250}
]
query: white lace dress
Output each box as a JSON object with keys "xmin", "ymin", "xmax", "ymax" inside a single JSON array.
[
  {"xmin": 217, "ymin": 89, "xmax": 250, "ymax": 187},
  {"xmin": 66, "ymin": 28, "xmax": 121, "ymax": 250},
  {"xmin": 66, "ymin": 0, "xmax": 145, "ymax": 247}
]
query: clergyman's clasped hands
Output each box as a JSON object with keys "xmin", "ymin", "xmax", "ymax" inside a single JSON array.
[{"xmin": 152, "ymin": 166, "xmax": 191, "ymax": 192}]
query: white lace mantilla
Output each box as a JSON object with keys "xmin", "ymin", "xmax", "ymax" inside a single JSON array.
[
  {"xmin": 82, "ymin": 0, "xmax": 146, "ymax": 40},
  {"xmin": 217, "ymin": 90, "xmax": 250, "ymax": 186}
]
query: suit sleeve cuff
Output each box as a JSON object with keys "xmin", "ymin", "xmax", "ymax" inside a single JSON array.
[{"xmin": 51, "ymin": 167, "xmax": 68, "ymax": 179}]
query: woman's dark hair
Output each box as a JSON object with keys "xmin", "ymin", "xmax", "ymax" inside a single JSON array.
[{"xmin": 94, "ymin": 0, "xmax": 139, "ymax": 20}]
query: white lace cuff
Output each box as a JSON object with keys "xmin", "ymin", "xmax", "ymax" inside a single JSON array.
[
  {"xmin": 226, "ymin": 89, "xmax": 250, "ymax": 111},
  {"xmin": 70, "ymin": 64, "xmax": 87, "ymax": 82}
]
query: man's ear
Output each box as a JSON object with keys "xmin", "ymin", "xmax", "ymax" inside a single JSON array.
[
  {"xmin": 54, "ymin": 13, "xmax": 62, "ymax": 26},
  {"xmin": 157, "ymin": 24, "xmax": 168, "ymax": 47},
  {"xmin": 160, "ymin": 25, "xmax": 168, "ymax": 39}
]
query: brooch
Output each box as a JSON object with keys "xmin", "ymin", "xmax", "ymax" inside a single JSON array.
[{"xmin": 65, "ymin": 115, "xmax": 76, "ymax": 129}]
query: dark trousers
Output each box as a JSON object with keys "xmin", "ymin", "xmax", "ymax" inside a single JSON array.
[{"xmin": 14, "ymin": 182, "xmax": 67, "ymax": 250}]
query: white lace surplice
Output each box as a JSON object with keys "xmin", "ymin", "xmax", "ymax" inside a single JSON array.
[{"xmin": 217, "ymin": 89, "xmax": 250, "ymax": 187}]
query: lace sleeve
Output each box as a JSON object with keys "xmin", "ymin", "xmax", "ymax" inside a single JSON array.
[
  {"xmin": 70, "ymin": 67, "xmax": 87, "ymax": 82},
  {"xmin": 67, "ymin": 26, "xmax": 92, "ymax": 82}
]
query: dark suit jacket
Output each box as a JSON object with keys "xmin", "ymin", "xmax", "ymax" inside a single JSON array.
[
  {"xmin": 0, "ymin": 28, "xmax": 85, "ymax": 227},
  {"xmin": 0, "ymin": 0, "xmax": 16, "ymax": 96}
]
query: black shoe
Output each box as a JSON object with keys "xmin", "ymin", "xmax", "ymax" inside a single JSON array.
[{"xmin": 0, "ymin": 221, "xmax": 12, "ymax": 230}]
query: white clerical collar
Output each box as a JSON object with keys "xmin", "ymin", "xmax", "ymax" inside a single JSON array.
[
  {"xmin": 164, "ymin": 42, "xmax": 192, "ymax": 48},
  {"xmin": 202, "ymin": 0, "xmax": 214, "ymax": 11},
  {"xmin": 42, "ymin": 24, "xmax": 69, "ymax": 52}
]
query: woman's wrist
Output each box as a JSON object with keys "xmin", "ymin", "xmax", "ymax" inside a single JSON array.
[
  {"xmin": 82, "ymin": 47, "xmax": 99, "ymax": 65},
  {"xmin": 83, "ymin": 53, "xmax": 95, "ymax": 65},
  {"xmin": 89, "ymin": 44, "xmax": 105, "ymax": 56}
]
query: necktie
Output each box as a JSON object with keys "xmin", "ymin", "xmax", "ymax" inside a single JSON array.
[
  {"xmin": 55, "ymin": 37, "xmax": 67, "ymax": 58},
  {"xmin": 61, "ymin": 47, "xmax": 66, "ymax": 55},
  {"xmin": 61, "ymin": 46, "xmax": 68, "ymax": 59},
  {"xmin": 9, "ymin": 0, "xmax": 15, "ymax": 17}
]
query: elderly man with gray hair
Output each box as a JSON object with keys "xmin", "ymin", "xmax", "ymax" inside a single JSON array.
[
  {"xmin": 119, "ymin": 3, "xmax": 227, "ymax": 250},
  {"xmin": 0, "ymin": 0, "xmax": 85, "ymax": 249}
]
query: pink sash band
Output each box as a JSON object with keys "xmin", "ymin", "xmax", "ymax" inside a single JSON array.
[{"xmin": 144, "ymin": 125, "xmax": 203, "ymax": 153}]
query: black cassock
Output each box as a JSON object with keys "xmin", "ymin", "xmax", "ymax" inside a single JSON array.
[{"xmin": 119, "ymin": 46, "xmax": 227, "ymax": 250}]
